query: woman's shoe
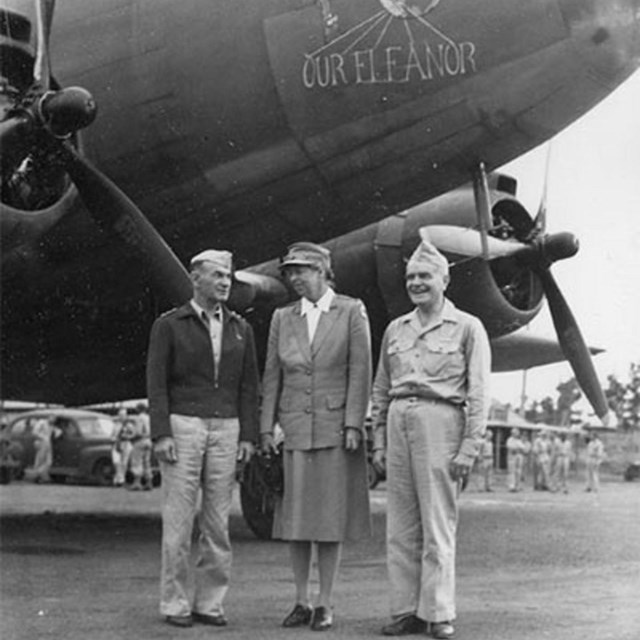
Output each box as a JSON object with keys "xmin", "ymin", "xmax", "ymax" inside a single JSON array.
[
  {"xmin": 282, "ymin": 603, "xmax": 313, "ymax": 628},
  {"xmin": 310, "ymin": 606, "xmax": 333, "ymax": 631}
]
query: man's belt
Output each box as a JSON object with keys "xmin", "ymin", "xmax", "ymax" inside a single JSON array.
[{"xmin": 392, "ymin": 395, "xmax": 462, "ymax": 408}]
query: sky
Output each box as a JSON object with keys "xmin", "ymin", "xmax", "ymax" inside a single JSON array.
[{"xmin": 491, "ymin": 70, "xmax": 640, "ymax": 412}]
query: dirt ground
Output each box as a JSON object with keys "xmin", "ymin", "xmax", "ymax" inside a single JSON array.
[{"xmin": 1, "ymin": 472, "xmax": 639, "ymax": 640}]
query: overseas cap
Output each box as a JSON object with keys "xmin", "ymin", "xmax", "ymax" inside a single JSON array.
[
  {"xmin": 406, "ymin": 234, "xmax": 449, "ymax": 277},
  {"xmin": 280, "ymin": 242, "xmax": 331, "ymax": 274},
  {"xmin": 190, "ymin": 249, "xmax": 233, "ymax": 271}
]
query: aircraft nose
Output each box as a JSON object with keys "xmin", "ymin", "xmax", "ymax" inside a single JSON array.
[{"xmin": 559, "ymin": 0, "xmax": 640, "ymax": 81}]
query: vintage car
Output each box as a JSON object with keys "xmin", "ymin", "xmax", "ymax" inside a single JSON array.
[{"xmin": 2, "ymin": 408, "xmax": 117, "ymax": 485}]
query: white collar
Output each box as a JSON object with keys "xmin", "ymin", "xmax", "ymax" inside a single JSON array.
[
  {"xmin": 301, "ymin": 288, "xmax": 334, "ymax": 316},
  {"xmin": 191, "ymin": 299, "xmax": 221, "ymax": 320}
]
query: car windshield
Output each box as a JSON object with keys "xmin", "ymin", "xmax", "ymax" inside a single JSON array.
[{"xmin": 77, "ymin": 418, "xmax": 115, "ymax": 439}]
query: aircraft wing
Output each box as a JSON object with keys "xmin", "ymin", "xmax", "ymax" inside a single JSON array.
[{"xmin": 490, "ymin": 331, "xmax": 603, "ymax": 373}]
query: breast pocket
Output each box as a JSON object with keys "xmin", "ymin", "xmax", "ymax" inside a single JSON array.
[
  {"xmin": 387, "ymin": 338, "xmax": 416, "ymax": 379},
  {"xmin": 420, "ymin": 338, "xmax": 464, "ymax": 379}
]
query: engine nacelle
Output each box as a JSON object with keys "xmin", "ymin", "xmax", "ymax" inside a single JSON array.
[{"xmin": 243, "ymin": 175, "xmax": 545, "ymax": 362}]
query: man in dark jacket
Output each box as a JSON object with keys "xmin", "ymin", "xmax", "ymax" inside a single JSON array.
[{"xmin": 147, "ymin": 249, "xmax": 259, "ymax": 628}]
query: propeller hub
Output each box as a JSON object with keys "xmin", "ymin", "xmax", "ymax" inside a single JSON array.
[
  {"xmin": 541, "ymin": 232, "xmax": 579, "ymax": 264},
  {"xmin": 40, "ymin": 87, "xmax": 98, "ymax": 138}
]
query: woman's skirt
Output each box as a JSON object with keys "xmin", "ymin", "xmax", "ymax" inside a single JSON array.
[{"xmin": 273, "ymin": 445, "xmax": 371, "ymax": 542}]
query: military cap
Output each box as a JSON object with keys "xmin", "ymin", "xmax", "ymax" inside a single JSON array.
[
  {"xmin": 406, "ymin": 233, "xmax": 449, "ymax": 277},
  {"xmin": 279, "ymin": 242, "xmax": 331, "ymax": 274},
  {"xmin": 189, "ymin": 249, "xmax": 233, "ymax": 270}
]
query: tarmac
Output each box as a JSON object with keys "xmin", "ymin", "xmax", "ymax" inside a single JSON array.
[{"xmin": 1, "ymin": 472, "xmax": 639, "ymax": 640}]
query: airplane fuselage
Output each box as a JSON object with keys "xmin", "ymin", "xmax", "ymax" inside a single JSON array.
[
  {"xmin": 1, "ymin": 0, "xmax": 639, "ymax": 403},
  {"xmin": 46, "ymin": 0, "xmax": 639, "ymax": 263}
]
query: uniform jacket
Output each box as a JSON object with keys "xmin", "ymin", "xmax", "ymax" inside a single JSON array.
[
  {"xmin": 146, "ymin": 302, "xmax": 259, "ymax": 442},
  {"xmin": 260, "ymin": 294, "xmax": 372, "ymax": 451}
]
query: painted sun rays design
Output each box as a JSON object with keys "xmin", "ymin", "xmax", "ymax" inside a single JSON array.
[{"xmin": 307, "ymin": 3, "xmax": 456, "ymax": 61}]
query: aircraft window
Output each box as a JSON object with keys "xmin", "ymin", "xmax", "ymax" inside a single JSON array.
[{"xmin": 55, "ymin": 419, "xmax": 79, "ymax": 438}]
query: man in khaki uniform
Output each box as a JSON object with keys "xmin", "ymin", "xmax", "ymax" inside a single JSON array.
[
  {"xmin": 371, "ymin": 237, "xmax": 491, "ymax": 639},
  {"xmin": 555, "ymin": 434, "xmax": 573, "ymax": 493},
  {"xmin": 506, "ymin": 428, "xmax": 526, "ymax": 492},
  {"xmin": 478, "ymin": 430, "xmax": 494, "ymax": 492},
  {"xmin": 532, "ymin": 430, "xmax": 551, "ymax": 490},
  {"xmin": 585, "ymin": 432, "xmax": 605, "ymax": 492}
]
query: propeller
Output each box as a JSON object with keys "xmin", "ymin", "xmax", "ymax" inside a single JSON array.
[
  {"xmin": 534, "ymin": 268, "xmax": 609, "ymax": 421},
  {"xmin": 33, "ymin": 0, "xmax": 55, "ymax": 89},
  {"xmin": 62, "ymin": 143, "xmax": 192, "ymax": 306},
  {"xmin": 1, "ymin": 0, "xmax": 192, "ymax": 308},
  {"xmin": 422, "ymin": 176, "xmax": 610, "ymax": 422}
]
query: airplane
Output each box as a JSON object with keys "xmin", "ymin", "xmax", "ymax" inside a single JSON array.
[{"xmin": 1, "ymin": 1, "xmax": 639, "ymax": 531}]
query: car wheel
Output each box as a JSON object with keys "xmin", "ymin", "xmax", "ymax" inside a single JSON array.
[
  {"xmin": 0, "ymin": 466, "xmax": 11, "ymax": 484},
  {"xmin": 93, "ymin": 459, "xmax": 115, "ymax": 486}
]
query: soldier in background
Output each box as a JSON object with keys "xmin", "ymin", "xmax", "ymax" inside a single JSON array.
[
  {"xmin": 128, "ymin": 403, "xmax": 153, "ymax": 491},
  {"xmin": 478, "ymin": 430, "xmax": 494, "ymax": 491},
  {"xmin": 506, "ymin": 428, "xmax": 526, "ymax": 492},
  {"xmin": 554, "ymin": 434, "xmax": 573, "ymax": 494},
  {"xmin": 585, "ymin": 432, "xmax": 605, "ymax": 492},
  {"xmin": 113, "ymin": 407, "xmax": 135, "ymax": 487},
  {"xmin": 532, "ymin": 430, "xmax": 551, "ymax": 491},
  {"xmin": 28, "ymin": 417, "xmax": 56, "ymax": 483}
]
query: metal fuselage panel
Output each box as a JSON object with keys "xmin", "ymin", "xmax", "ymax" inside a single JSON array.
[{"xmin": 46, "ymin": 0, "xmax": 640, "ymax": 262}]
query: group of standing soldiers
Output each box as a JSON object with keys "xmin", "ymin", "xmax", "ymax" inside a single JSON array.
[{"xmin": 502, "ymin": 428, "xmax": 605, "ymax": 493}]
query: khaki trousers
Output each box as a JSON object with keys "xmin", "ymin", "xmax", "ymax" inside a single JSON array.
[
  {"xmin": 586, "ymin": 459, "xmax": 601, "ymax": 492},
  {"xmin": 386, "ymin": 398, "xmax": 464, "ymax": 623},
  {"xmin": 159, "ymin": 415, "xmax": 239, "ymax": 617},
  {"xmin": 507, "ymin": 454, "xmax": 523, "ymax": 491}
]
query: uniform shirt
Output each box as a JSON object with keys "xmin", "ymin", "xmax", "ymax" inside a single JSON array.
[
  {"xmin": 587, "ymin": 438, "xmax": 605, "ymax": 462},
  {"xmin": 556, "ymin": 439, "xmax": 572, "ymax": 458},
  {"xmin": 479, "ymin": 438, "xmax": 494, "ymax": 460},
  {"xmin": 191, "ymin": 300, "xmax": 223, "ymax": 381},
  {"xmin": 301, "ymin": 288, "xmax": 335, "ymax": 342},
  {"xmin": 371, "ymin": 298, "xmax": 491, "ymax": 461},
  {"xmin": 506, "ymin": 436, "xmax": 526, "ymax": 457},
  {"xmin": 533, "ymin": 436, "xmax": 551, "ymax": 462}
]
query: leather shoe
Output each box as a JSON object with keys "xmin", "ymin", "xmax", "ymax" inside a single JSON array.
[
  {"xmin": 192, "ymin": 611, "xmax": 228, "ymax": 626},
  {"xmin": 430, "ymin": 621, "xmax": 455, "ymax": 639},
  {"xmin": 381, "ymin": 614, "xmax": 427, "ymax": 636},
  {"xmin": 282, "ymin": 603, "xmax": 313, "ymax": 628},
  {"xmin": 165, "ymin": 614, "xmax": 193, "ymax": 628},
  {"xmin": 310, "ymin": 606, "xmax": 333, "ymax": 631}
]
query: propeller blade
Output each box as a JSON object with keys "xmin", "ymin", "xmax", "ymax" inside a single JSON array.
[
  {"xmin": 61, "ymin": 143, "xmax": 192, "ymax": 307},
  {"xmin": 532, "ymin": 144, "xmax": 552, "ymax": 235},
  {"xmin": 34, "ymin": 0, "xmax": 55, "ymax": 89},
  {"xmin": 421, "ymin": 225, "xmax": 527, "ymax": 260},
  {"xmin": 536, "ymin": 268, "xmax": 608, "ymax": 419}
]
